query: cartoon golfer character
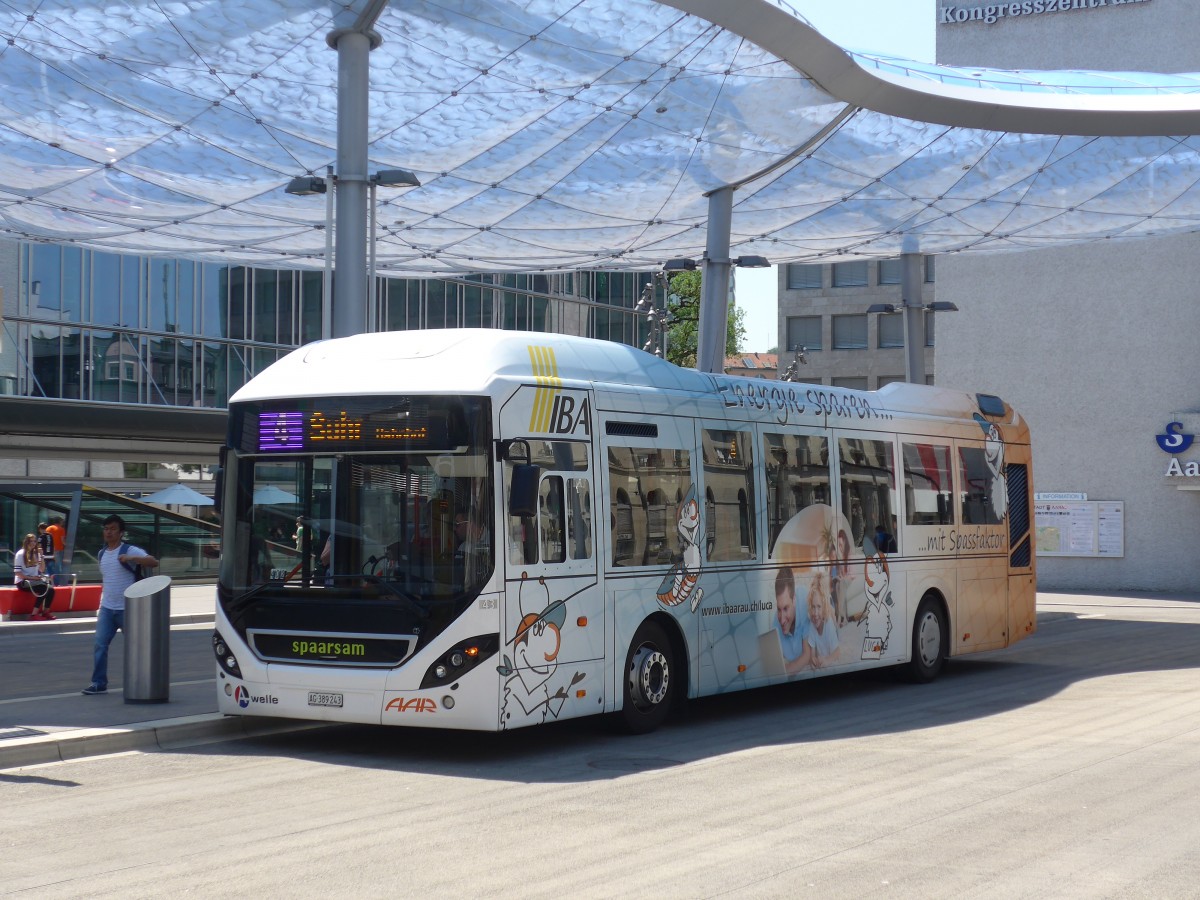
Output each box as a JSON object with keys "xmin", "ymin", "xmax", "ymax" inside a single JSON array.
[
  {"xmin": 974, "ymin": 413, "xmax": 1007, "ymax": 521},
  {"xmin": 850, "ymin": 537, "xmax": 893, "ymax": 660},
  {"xmin": 656, "ymin": 484, "xmax": 705, "ymax": 613},
  {"xmin": 497, "ymin": 575, "xmax": 585, "ymax": 729}
]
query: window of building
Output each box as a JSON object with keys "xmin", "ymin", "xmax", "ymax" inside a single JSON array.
[
  {"xmin": 877, "ymin": 313, "xmax": 904, "ymax": 348},
  {"xmin": 902, "ymin": 442, "xmax": 953, "ymax": 525},
  {"xmin": 832, "ymin": 261, "xmax": 868, "ymax": 287},
  {"xmin": 763, "ymin": 432, "xmax": 829, "ymax": 555},
  {"xmin": 702, "ymin": 428, "xmax": 756, "ymax": 561},
  {"xmin": 878, "ymin": 259, "xmax": 901, "ymax": 285},
  {"xmin": 877, "ymin": 376, "xmax": 905, "ymax": 389},
  {"xmin": 832, "ymin": 376, "xmax": 868, "ymax": 390},
  {"xmin": 839, "ymin": 437, "xmax": 897, "ymax": 551},
  {"xmin": 786, "ymin": 316, "xmax": 822, "ymax": 352},
  {"xmin": 924, "ymin": 256, "xmax": 936, "ymax": 283},
  {"xmin": 786, "ymin": 264, "xmax": 822, "ymax": 290},
  {"xmin": 925, "ymin": 313, "xmax": 936, "ymax": 347},
  {"xmin": 831, "ymin": 314, "xmax": 867, "ymax": 349}
]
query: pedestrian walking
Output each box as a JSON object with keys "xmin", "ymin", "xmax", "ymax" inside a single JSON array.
[{"xmin": 82, "ymin": 514, "xmax": 159, "ymax": 696}]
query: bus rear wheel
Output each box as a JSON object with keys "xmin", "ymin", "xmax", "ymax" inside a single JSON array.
[
  {"xmin": 620, "ymin": 621, "xmax": 676, "ymax": 734},
  {"xmin": 907, "ymin": 595, "xmax": 947, "ymax": 683}
]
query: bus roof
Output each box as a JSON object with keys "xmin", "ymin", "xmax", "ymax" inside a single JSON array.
[{"xmin": 230, "ymin": 329, "xmax": 1023, "ymax": 434}]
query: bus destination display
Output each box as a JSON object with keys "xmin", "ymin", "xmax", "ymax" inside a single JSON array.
[{"xmin": 256, "ymin": 408, "xmax": 430, "ymax": 452}]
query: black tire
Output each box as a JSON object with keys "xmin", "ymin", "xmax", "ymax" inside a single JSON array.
[
  {"xmin": 620, "ymin": 620, "xmax": 676, "ymax": 734},
  {"xmin": 907, "ymin": 595, "xmax": 947, "ymax": 683}
]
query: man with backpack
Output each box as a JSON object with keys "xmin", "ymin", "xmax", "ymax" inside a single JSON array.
[{"xmin": 82, "ymin": 514, "xmax": 159, "ymax": 696}]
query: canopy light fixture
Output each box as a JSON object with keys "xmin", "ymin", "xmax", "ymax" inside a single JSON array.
[
  {"xmin": 371, "ymin": 168, "xmax": 421, "ymax": 188},
  {"xmin": 285, "ymin": 175, "xmax": 328, "ymax": 196}
]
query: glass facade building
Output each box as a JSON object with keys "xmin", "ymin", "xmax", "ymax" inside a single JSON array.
[
  {"xmin": 1, "ymin": 242, "xmax": 659, "ymax": 410},
  {"xmin": 0, "ymin": 241, "xmax": 661, "ymax": 585}
]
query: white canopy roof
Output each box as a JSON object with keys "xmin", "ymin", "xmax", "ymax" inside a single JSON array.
[{"xmin": 2, "ymin": 0, "xmax": 1200, "ymax": 275}]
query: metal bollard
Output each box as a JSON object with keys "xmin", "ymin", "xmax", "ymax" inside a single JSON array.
[{"xmin": 123, "ymin": 574, "xmax": 172, "ymax": 704}]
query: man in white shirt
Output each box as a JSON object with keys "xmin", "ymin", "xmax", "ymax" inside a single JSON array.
[{"xmin": 82, "ymin": 514, "xmax": 159, "ymax": 695}]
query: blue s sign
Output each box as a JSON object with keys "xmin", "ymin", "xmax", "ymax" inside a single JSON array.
[{"xmin": 1156, "ymin": 422, "xmax": 1194, "ymax": 454}]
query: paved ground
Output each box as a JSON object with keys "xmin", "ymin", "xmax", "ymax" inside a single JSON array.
[
  {"xmin": 0, "ymin": 583, "xmax": 309, "ymax": 769},
  {"xmin": 3, "ymin": 589, "xmax": 1199, "ymax": 898},
  {"xmin": 1, "ymin": 587, "xmax": 1196, "ymax": 771}
]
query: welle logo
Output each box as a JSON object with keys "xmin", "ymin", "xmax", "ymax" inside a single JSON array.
[{"xmin": 234, "ymin": 685, "xmax": 279, "ymax": 708}]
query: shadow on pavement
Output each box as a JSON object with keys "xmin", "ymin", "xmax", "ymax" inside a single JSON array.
[{"xmin": 187, "ymin": 611, "xmax": 1200, "ymax": 782}]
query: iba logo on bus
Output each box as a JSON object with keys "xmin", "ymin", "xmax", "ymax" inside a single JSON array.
[{"xmin": 537, "ymin": 392, "xmax": 590, "ymax": 436}]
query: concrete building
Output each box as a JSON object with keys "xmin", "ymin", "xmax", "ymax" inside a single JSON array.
[
  {"xmin": 935, "ymin": 0, "xmax": 1200, "ymax": 591},
  {"xmin": 776, "ymin": 258, "xmax": 938, "ymax": 390}
]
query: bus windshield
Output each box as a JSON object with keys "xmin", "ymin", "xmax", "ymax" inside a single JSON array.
[{"xmin": 223, "ymin": 396, "xmax": 493, "ymax": 608}]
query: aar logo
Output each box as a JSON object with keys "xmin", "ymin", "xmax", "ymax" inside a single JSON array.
[
  {"xmin": 1155, "ymin": 422, "xmax": 1193, "ymax": 454},
  {"xmin": 385, "ymin": 697, "xmax": 438, "ymax": 713}
]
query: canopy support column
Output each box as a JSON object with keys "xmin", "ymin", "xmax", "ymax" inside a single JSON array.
[
  {"xmin": 330, "ymin": 28, "xmax": 372, "ymax": 339},
  {"xmin": 697, "ymin": 187, "xmax": 734, "ymax": 374},
  {"xmin": 901, "ymin": 237, "xmax": 924, "ymax": 384}
]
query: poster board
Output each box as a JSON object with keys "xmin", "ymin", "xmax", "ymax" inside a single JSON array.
[{"xmin": 1034, "ymin": 499, "xmax": 1124, "ymax": 558}]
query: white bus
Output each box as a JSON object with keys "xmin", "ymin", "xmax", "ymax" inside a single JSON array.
[{"xmin": 213, "ymin": 329, "xmax": 1035, "ymax": 732}]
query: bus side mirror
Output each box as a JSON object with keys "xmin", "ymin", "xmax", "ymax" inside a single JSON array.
[
  {"xmin": 509, "ymin": 464, "xmax": 541, "ymax": 518},
  {"xmin": 213, "ymin": 447, "xmax": 227, "ymax": 517}
]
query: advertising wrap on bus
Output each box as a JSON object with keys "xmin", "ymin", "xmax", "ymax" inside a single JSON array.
[{"xmin": 212, "ymin": 329, "xmax": 1035, "ymax": 734}]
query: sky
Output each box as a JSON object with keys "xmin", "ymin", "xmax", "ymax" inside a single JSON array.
[{"xmin": 735, "ymin": 0, "xmax": 936, "ymax": 352}]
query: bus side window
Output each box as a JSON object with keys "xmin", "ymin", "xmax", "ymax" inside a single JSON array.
[
  {"xmin": 538, "ymin": 476, "xmax": 566, "ymax": 563},
  {"xmin": 566, "ymin": 477, "xmax": 592, "ymax": 560},
  {"xmin": 764, "ymin": 432, "xmax": 829, "ymax": 556}
]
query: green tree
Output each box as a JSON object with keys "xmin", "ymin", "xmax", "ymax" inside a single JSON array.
[{"xmin": 663, "ymin": 270, "xmax": 746, "ymax": 369}]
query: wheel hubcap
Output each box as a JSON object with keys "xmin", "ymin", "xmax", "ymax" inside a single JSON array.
[
  {"xmin": 917, "ymin": 611, "xmax": 941, "ymax": 667},
  {"xmin": 629, "ymin": 644, "xmax": 669, "ymax": 709}
]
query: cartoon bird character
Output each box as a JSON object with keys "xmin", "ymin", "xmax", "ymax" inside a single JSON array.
[
  {"xmin": 655, "ymin": 484, "xmax": 705, "ymax": 613},
  {"xmin": 974, "ymin": 413, "xmax": 1007, "ymax": 522},
  {"xmin": 496, "ymin": 575, "xmax": 585, "ymax": 729},
  {"xmin": 850, "ymin": 537, "xmax": 894, "ymax": 660}
]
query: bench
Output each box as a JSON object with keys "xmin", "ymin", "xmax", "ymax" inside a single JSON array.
[{"xmin": 0, "ymin": 579, "xmax": 103, "ymax": 620}]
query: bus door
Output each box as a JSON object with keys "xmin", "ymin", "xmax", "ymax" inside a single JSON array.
[
  {"xmin": 601, "ymin": 414, "xmax": 698, "ymax": 701},
  {"xmin": 497, "ymin": 384, "xmax": 600, "ymax": 727},
  {"xmin": 952, "ymin": 434, "xmax": 1010, "ymax": 653},
  {"xmin": 757, "ymin": 426, "xmax": 836, "ymax": 682},
  {"xmin": 694, "ymin": 421, "xmax": 762, "ymax": 695},
  {"xmin": 1004, "ymin": 442, "xmax": 1036, "ymax": 645},
  {"xmin": 833, "ymin": 430, "xmax": 907, "ymax": 666}
]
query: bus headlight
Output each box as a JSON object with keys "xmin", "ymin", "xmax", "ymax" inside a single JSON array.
[
  {"xmin": 420, "ymin": 634, "xmax": 500, "ymax": 689},
  {"xmin": 213, "ymin": 630, "xmax": 242, "ymax": 677}
]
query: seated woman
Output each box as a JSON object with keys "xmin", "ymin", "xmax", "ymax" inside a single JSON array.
[{"xmin": 14, "ymin": 532, "xmax": 56, "ymax": 620}]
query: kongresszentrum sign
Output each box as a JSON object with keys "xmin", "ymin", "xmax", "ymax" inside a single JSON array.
[{"xmin": 940, "ymin": 0, "xmax": 1151, "ymax": 27}]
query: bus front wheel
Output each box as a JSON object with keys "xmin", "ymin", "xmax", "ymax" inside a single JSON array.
[
  {"xmin": 907, "ymin": 595, "xmax": 947, "ymax": 683},
  {"xmin": 620, "ymin": 621, "xmax": 676, "ymax": 734}
]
